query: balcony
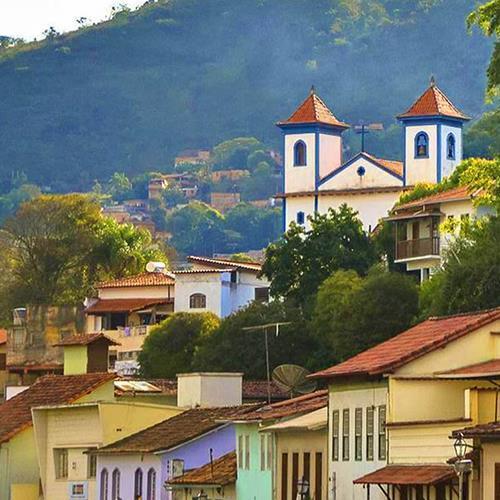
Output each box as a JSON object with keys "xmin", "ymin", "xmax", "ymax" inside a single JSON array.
[{"xmin": 396, "ymin": 237, "xmax": 440, "ymax": 261}]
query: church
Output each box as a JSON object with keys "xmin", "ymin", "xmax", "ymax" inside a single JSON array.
[{"xmin": 276, "ymin": 80, "xmax": 470, "ymax": 232}]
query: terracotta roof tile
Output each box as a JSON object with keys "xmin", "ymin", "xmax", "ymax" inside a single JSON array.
[
  {"xmin": 235, "ymin": 390, "xmax": 328, "ymax": 421},
  {"xmin": 96, "ymin": 405, "xmax": 259, "ymax": 454},
  {"xmin": 0, "ymin": 373, "xmax": 115, "ymax": 444},
  {"xmin": 363, "ymin": 153, "xmax": 403, "ymax": 177},
  {"xmin": 354, "ymin": 465, "xmax": 456, "ymax": 485},
  {"xmin": 167, "ymin": 452, "xmax": 236, "ymax": 487},
  {"xmin": 278, "ymin": 90, "xmax": 349, "ymax": 129},
  {"xmin": 439, "ymin": 359, "xmax": 500, "ymax": 377},
  {"xmin": 53, "ymin": 333, "xmax": 120, "ymax": 347},
  {"xmin": 187, "ymin": 256, "xmax": 262, "ymax": 273},
  {"xmin": 99, "ymin": 272, "xmax": 175, "ymax": 289},
  {"xmin": 396, "ymin": 186, "xmax": 474, "ymax": 211},
  {"xmin": 311, "ymin": 308, "xmax": 500, "ymax": 380},
  {"xmin": 0, "ymin": 329, "xmax": 6, "ymax": 345},
  {"xmin": 85, "ymin": 298, "xmax": 173, "ymax": 314},
  {"xmin": 398, "ymin": 83, "xmax": 469, "ymax": 120},
  {"xmin": 454, "ymin": 421, "xmax": 500, "ymax": 438}
]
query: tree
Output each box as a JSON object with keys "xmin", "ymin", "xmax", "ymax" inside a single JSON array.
[
  {"xmin": 165, "ymin": 202, "xmax": 225, "ymax": 255},
  {"xmin": 241, "ymin": 161, "xmax": 277, "ymax": 201},
  {"xmin": 162, "ymin": 185, "xmax": 185, "ymax": 208},
  {"xmin": 312, "ymin": 268, "xmax": 419, "ymax": 362},
  {"xmin": 458, "ymin": 157, "xmax": 500, "ymax": 209},
  {"xmin": 194, "ymin": 301, "xmax": 318, "ymax": 378},
  {"xmin": 468, "ymin": 0, "xmax": 500, "ymax": 97},
  {"xmin": 0, "ymin": 184, "xmax": 41, "ymax": 225},
  {"xmin": 261, "ymin": 205, "xmax": 378, "ymax": 309},
  {"xmin": 107, "ymin": 172, "xmax": 133, "ymax": 202},
  {"xmin": 211, "ymin": 137, "xmax": 262, "ymax": 170},
  {"xmin": 138, "ymin": 312, "xmax": 220, "ymax": 378},
  {"xmin": 419, "ymin": 216, "xmax": 500, "ymax": 317},
  {"xmin": 464, "ymin": 109, "xmax": 500, "ymax": 158}
]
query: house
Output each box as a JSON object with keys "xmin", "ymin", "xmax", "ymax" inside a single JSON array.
[
  {"xmin": 0, "ymin": 372, "xmax": 116, "ymax": 500},
  {"xmin": 175, "ymin": 149, "xmax": 211, "ymax": 166},
  {"xmin": 85, "ymin": 270, "xmax": 175, "ymax": 374},
  {"xmin": 210, "ymin": 192, "xmax": 241, "ymax": 212},
  {"xmin": 148, "ymin": 177, "xmax": 169, "ymax": 200},
  {"xmin": 166, "ymin": 451, "xmax": 237, "ymax": 500},
  {"xmin": 211, "ymin": 169, "xmax": 249, "ymax": 183},
  {"xmin": 277, "ymin": 80, "xmax": 469, "ymax": 232},
  {"xmin": 0, "ymin": 329, "xmax": 7, "ymax": 398},
  {"xmin": 94, "ymin": 373, "xmax": 257, "ymax": 500},
  {"xmin": 386, "ymin": 185, "xmax": 489, "ymax": 281},
  {"xmin": 231, "ymin": 389, "xmax": 328, "ymax": 500},
  {"xmin": 311, "ymin": 307, "xmax": 500, "ymax": 500},
  {"xmin": 173, "ymin": 256, "xmax": 270, "ymax": 318}
]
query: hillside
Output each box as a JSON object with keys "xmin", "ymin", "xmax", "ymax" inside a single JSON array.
[{"xmin": 0, "ymin": 0, "xmax": 493, "ymax": 192}]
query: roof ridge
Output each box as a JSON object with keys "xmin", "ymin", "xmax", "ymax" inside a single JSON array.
[{"xmin": 428, "ymin": 306, "xmax": 500, "ymax": 322}]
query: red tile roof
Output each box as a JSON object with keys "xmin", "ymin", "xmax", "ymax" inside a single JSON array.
[
  {"xmin": 354, "ymin": 465, "xmax": 456, "ymax": 485},
  {"xmin": 53, "ymin": 333, "xmax": 120, "ymax": 347},
  {"xmin": 99, "ymin": 272, "xmax": 175, "ymax": 289},
  {"xmin": 396, "ymin": 186, "xmax": 474, "ymax": 211},
  {"xmin": 439, "ymin": 359, "xmax": 500, "ymax": 377},
  {"xmin": 235, "ymin": 390, "xmax": 328, "ymax": 421},
  {"xmin": 363, "ymin": 153, "xmax": 403, "ymax": 177},
  {"xmin": 0, "ymin": 373, "xmax": 115, "ymax": 444},
  {"xmin": 454, "ymin": 422, "xmax": 500, "ymax": 439},
  {"xmin": 311, "ymin": 308, "xmax": 500, "ymax": 380},
  {"xmin": 398, "ymin": 82, "xmax": 469, "ymax": 120},
  {"xmin": 187, "ymin": 256, "xmax": 262, "ymax": 273},
  {"xmin": 96, "ymin": 405, "xmax": 259, "ymax": 454},
  {"xmin": 278, "ymin": 89, "xmax": 349, "ymax": 129},
  {"xmin": 85, "ymin": 298, "xmax": 173, "ymax": 314},
  {"xmin": 0, "ymin": 329, "xmax": 7, "ymax": 345},
  {"xmin": 167, "ymin": 452, "xmax": 236, "ymax": 487}
]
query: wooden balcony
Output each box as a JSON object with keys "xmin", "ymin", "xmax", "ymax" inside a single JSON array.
[{"xmin": 396, "ymin": 237, "xmax": 440, "ymax": 260}]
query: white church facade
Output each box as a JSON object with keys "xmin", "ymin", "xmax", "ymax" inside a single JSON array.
[{"xmin": 276, "ymin": 80, "xmax": 470, "ymax": 232}]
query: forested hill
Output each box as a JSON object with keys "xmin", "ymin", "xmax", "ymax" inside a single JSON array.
[{"xmin": 0, "ymin": 0, "xmax": 493, "ymax": 192}]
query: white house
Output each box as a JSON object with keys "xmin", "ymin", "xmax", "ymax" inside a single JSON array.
[{"xmin": 277, "ymin": 79, "xmax": 470, "ymax": 232}]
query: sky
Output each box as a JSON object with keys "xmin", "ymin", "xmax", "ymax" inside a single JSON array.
[{"xmin": 0, "ymin": 0, "xmax": 146, "ymax": 41}]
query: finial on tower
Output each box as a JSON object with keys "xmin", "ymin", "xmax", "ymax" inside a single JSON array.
[
  {"xmin": 430, "ymin": 75, "xmax": 436, "ymax": 87},
  {"xmin": 310, "ymin": 85, "xmax": 316, "ymax": 95}
]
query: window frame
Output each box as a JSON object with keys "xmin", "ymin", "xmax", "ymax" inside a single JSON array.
[
  {"xmin": 366, "ymin": 406, "xmax": 374, "ymax": 461},
  {"xmin": 54, "ymin": 448, "xmax": 69, "ymax": 479},
  {"xmin": 446, "ymin": 133, "xmax": 456, "ymax": 160},
  {"xmin": 100, "ymin": 468, "xmax": 109, "ymax": 500},
  {"xmin": 245, "ymin": 434, "xmax": 251, "ymax": 469},
  {"xmin": 147, "ymin": 468, "xmax": 156, "ymax": 500},
  {"xmin": 332, "ymin": 410, "xmax": 339, "ymax": 461},
  {"xmin": 134, "ymin": 468, "xmax": 143, "ymax": 500},
  {"xmin": 189, "ymin": 293, "xmax": 207, "ymax": 309},
  {"xmin": 293, "ymin": 140, "xmax": 307, "ymax": 167},
  {"xmin": 296, "ymin": 211, "xmax": 305, "ymax": 225},
  {"xmin": 414, "ymin": 131, "xmax": 429, "ymax": 159},
  {"xmin": 355, "ymin": 408, "xmax": 363, "ymax": 461},
  {"xmin": 87, "ymin": 449, "xmax": 97, "ymax": 478},
  {"xmin": 342, "ymin": 409, "xmax": 350, "ymax": 461},
  {"xmin": 111, "ymin": 468, "xmax": 120, "ymax": 500},
  {"xmin": 378, "ymin": 405, "xmax": 387, "ymax": 460},
  {"xmin": 255, "ymin": 287, "xmax": 270, "ymax": 303}
]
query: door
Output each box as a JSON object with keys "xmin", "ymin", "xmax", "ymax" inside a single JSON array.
[{"xmin": 495, "ymin": 463, "xmax": 500, "ymax": 500}]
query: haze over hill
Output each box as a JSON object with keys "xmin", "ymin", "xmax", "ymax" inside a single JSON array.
[{"xmin": 0, "ymin": 0, "xmax": 493, "ymax": 192}]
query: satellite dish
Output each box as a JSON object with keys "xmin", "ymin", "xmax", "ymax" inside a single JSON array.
[
  {"xmin": 272, "ymin": 364, "xmax": 317, "ymax": 398},
  {"xmin": 146, "ymin": 261, "xmax": 166, "ymax": 273}
]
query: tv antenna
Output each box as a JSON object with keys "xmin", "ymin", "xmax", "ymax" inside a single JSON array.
[
  {"xmin": 242, "ymin": 322, "xmax": 291, "ymax": 403},
  {"xmin": 272, "ymin": 364, "xmax": 317, "ymax": 398}
]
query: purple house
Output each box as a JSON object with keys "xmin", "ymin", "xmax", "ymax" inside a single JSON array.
[{"xmin": 94, "ymin": 405, "xmax": 255, "ymax": 500}]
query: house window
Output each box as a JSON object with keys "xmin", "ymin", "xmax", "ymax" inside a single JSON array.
[
  {"xmin": 447, "ymin": 133, "xmax": 456, "ymax": 160},
  {"xmin": 259, "ymin": 434, "xmax": 272, "ymax": 471},
  {"xmin": 294, "ymin": 141, "xmax": 307, "ymax": 166},
  {"xmin": 281, "ymin": 453, "xmax": 288, "ymax": 500},
  {"xmin": 255, "ymin": 287, "xmax": 270, "ymax": 303},
  {"xmin": 315, "ymin": 452, "xmax": 323, "ymax": 500},
  {"xmin": 366, "ymin": 407, "xmax": 374, "ymax": 461},
  {"xmin": 342, "ymin": 409, "xmax": 350, "ymax": 461},
  {"xmin": 100, "ymin": 469, "xmax": 109, "ymax": 500},
  {"xmin": 171, "ymin": 459, "xmax": 184, "ymax": 478},
  {"xmin": 189, "ymin": 293, "xmax": 206, "ymax": 309},
  {"xmin": 134, "ymin": 468, "xmax": 143, "ymax": 500},
  {"xmin": 111, "ymin": 469, "xmax": 120, "ymax": 500},
  {"xmin": 245, "ymin": 434, "xmax": 251, "ymax": 469},
  {"xmin": 54, "ymin": 448, "xmax": 68, "ymax": 479},
  {"xmin": 260, "ymin": 434, "xmax": 266, "ymax": 471},
  {"xmin": 238, "ymin": 434, "xmax": 251, "ymax": 470},
  {"xmin": 87, "ymin": 450, "xmax": 97, "ymax": 478},
  {"xmin": 332, "ymin": 410, "xmax": 339, "ymax": 461},
  {"xmin": 355, "ymin": 408, "xmax": 363, "ymax": 461},
  {"xmin": 357, "ymin": 166, "xmax": 366, "ymax": 177},
  {"xmin": 238, "ymin": 434, "xmax": 244, "ymax": 469},
  {"xmin": 378, "ymin": 405, "xmax": 387, "ymax": 460},
  {"xmin": 296, "ymin": 211, "xmax": 305, "ymax": 225},
  {"xmin": 415, "ymin": 132, "xmax": 429, "ymax": 158},
  {"xmin": 147, "ymin": 468, "xmax": 156, "ymax": 500}
]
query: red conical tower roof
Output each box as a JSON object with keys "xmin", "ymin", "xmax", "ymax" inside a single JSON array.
[
  {"xmin": 398, "ymin": 78, "xmax": 469, "ymax": 121},
  {"xmin": 278, "ymin": 87, "xmax": 349, "ymax": 129}
]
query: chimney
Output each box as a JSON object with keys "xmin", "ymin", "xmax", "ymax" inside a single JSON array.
[{"xmin": 177, "ymin": 372, "xmax": 243, "ymax": 408}]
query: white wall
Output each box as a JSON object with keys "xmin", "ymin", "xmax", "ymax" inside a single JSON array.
[
  {"xmin": 319, "ymin": 156, "xmax": 402, "ymax": 191},
  {"xmin": 174, "ymin": 273, "xmax": 223, "ymax": 317},
  {"xmin": 405, "ymin": 124, "xmax": 438, "ymax": 185},
  {"xmin": 440, "ymin": 124, "xmax": 462, "ymax": 179},
  {"xmin": 319, "ymin": 133, "xmax": 342, "ymax": 179},
  {"xmin": 284, "ymin": 133, "xmax": 316, "ymax": 192},
  {"xmin": 329, "ymin": 386, "xmax": 388, "ymax": 500},
  {"xmin": 285, "ymin": 196, "xmax": 316, "ymax": 231},
  {"xmin": 99, "ymin": 285, "xmax": 174, "ymax": 300}
]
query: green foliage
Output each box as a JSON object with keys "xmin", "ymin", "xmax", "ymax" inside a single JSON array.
[
  {"xmin": 464, "ymin": 108, "xmax": 500, "ymax": 158},
  {"xmin": 162, "ymin": 185, "xmax": 185, "ymax": 208},
  {"xmin": 211, "ymin": 138, "xmax": 261, "ymax": 170},
  {"xmin": 107, "ymin": 172, "xmax": 133, "ymax": 202},
  {"xmin": 262, "ymin": 205, "xmax": 378, "ymax": 309},
  {"xmin": 0, "ymin": 0, "xmax": 492, "ymax": 190},
  {"xmin": 419, "ymin": 216, "xmax": 500, "ymax": 317},
  {"xmin": 312, "ymin": 268, "xmax": 419, "ymax": 362},
  {"xmin": 458, "ymin": 157, "xmax": 500, "ymax": 208},
  {"xmin": 138, "ymin": 312, "xmax": 220, "ymax": 378},
  {"xmin": 0, "ymin": 183, "xmax": 41, "ymax": 224},
  {"xmin": 247, "ymin": 150, "xmax": 271, "ymax": 171},
  {"xmin": 194, "ymin": 301, "xmax": 317, "ymax": 378},
  {"xmin": 241, "ymin": 162, "xmax": 277, "ymax": 201}
]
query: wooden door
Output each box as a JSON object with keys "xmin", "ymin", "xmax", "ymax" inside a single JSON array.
[{"xmin": 495, "ymin": 463, "xmax": 500, "ymax": 500}]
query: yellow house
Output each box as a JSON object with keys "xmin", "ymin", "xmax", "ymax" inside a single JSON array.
[
  {"xmin": 0, "ymin": 372, "xmax": 116, "ymax": 500},
  {"xmin": 32, "ymin": 400, "xmax": 182, "ymax": 500},
  {"xmin": 311, "ymin": 307, "xmax": 500, "ymax": 500}
]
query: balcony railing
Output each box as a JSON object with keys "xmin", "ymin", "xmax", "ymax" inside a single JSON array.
[{"xmin": 396, "ymin": 237, "xmax": 440, "ymax": 260}]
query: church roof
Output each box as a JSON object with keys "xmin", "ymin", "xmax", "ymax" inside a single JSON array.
[
  {"xmin": 361, "ymin": 153, "xmax": 403, "ymax": 178},
  {"xmin": 278, "ymin": 88, "xmax": 349, "ymax": 129},
  {"xmin": 398, "ymin": 80, "xmax": 469, "ymax": 121}
]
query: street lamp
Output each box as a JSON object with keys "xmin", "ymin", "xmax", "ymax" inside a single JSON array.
[
  {"xmin": 453, "ymin": 432, "xmax": 473, "ymax": 500},
  {"xmin": 297, "ymin": 477, "xmax": 310, "ymax": 499}
]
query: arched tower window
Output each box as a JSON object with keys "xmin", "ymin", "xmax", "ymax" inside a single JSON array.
[
  {"xmin": 293, "ymin": 141, "xmax": 307, "ymax": 166},
  {"xmin": 100, "ymin": 469, "xmax": 109, "ymax": 500},
  {"xmin": 446, "ymin": 133, "xmax": 456, "ymax": 160},
  {"xmin": 147, "ymin": 468, "xmax": 157, "ymax": 500},
  {"xmin": 415, "ymin": 132, "xmax": 429, "ymax": 158},
  {"xmin": 296, "ymin": 211, "xmax": 305, "ymax": 225},
  {"xmin": 111, "ymin": 469, "xmax": 120, "ymax": 500},
  {"xmin": 134, "ymin": 468, "xmax": 143, "ymax": 500},
  {"xmin": 189, "ymin": 293, "xmax": 207, "ymax": 309}
]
